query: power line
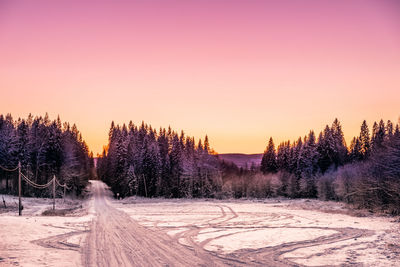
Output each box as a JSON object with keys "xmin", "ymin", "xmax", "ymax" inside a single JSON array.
[
  {"xmin": 21, "ymin": 172, "xmax": 72, "ymax": 190},
  {"xmin": 0, "ymin": 163, "xmax": 71, "ymax": 190},
  {"xmin": 21, "ymin": 173, "xmax": 54, "ymax": 189},
  {"xmin": 55, "ymin": 177, "xmax": 72, "ymax": 190},
  {"xmin": 0, "ymin": 165, "xmax": 19, "ymax": 172},
  {"xmin": 2, "ymin": 162, "xmax": 73, "ymax": 215}
]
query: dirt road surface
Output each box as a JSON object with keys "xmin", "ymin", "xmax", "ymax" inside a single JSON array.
[{"xmin": 82, "ymin": 180, "xmax": 231, "ymax": 267}]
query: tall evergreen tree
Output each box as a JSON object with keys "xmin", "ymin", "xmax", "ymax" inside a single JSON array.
[
  {"xmin": 277, "ymin": 141, "xmax": 291, "ymax": 172},
  {"xmin": 349, "ymin": 137, "xmax": 362, "ymax": 162},
  {"xmin": 359, "ymin": 120, "xmax": 370, "ymax": 160},
  {"xmin": 297, "ymin": 131, "xmax": 319, "ymax": 197},
  {"xmin": 331, "ymin": 118, "xmax": 348, "ymax": 166},
  {"xmin": 261, "ymin": 137, "xmax": 277, "ymax": 174},
  {"xmin": 371, "ymin": 120, "xmax": 386, "ymax": 153},
  {"xmin": 386, "ymin": 120, "xmax": 394, "ymax": 139},
  {"xmin": 204, "ymin": 135, "xmax": 210, "ymax": 154},
  {"xmin": 317, "ymin": 125, "xmax": 334, "ymax": 173},
  {"xmin": 169, "ymin": 134, "xmax": 183, "ymax": 197}
]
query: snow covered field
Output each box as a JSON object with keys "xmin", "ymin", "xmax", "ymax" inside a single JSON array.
[
  {"xmin": 115, "ymin": 198, "xmax": 400, "ymax": 266},
  {"xmin": 1, "ymin": 182, "xmax": 399, "ymax": 266},
  {"xmin": 0, "ymin": 194, "xmax": 93, "ymax": 267}
]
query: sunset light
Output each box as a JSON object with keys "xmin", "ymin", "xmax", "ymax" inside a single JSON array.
[
  {"xmin": 1, "ymin": 1, "xmax": 400, "ymax": 266},
  {"xmin": 1, "ymin": 0, "xmax": 399, "ymax": 155}
]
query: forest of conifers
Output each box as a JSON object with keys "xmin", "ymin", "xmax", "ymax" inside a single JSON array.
[
  {"xmin": 255, "ymin": 118, "xmax": 400, "ymax": 214},
  {"xmin": 0, "ymin": 114, "xmax": 94, "ymax": 197},
  {"xmin": 98, "ymin": 118, "xmax": 400, "ymax": 215},
  {"xmin": 1, "ymin": 114, "xmax": 399, "ymax": 214}
]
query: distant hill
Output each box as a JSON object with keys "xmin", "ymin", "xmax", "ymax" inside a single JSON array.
[{"xmin": 218, "ymin": 153, "xmax": 263, "ymax": 169}]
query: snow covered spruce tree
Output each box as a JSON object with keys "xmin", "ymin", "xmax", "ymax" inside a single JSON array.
[
  {"xmin": 0, "ymin": 113, "xmax": 94, "ymax": 196},
  {"xmin": 259, "ymin": 119, "xmax": 350, "ymax": 199},
  {"xmin": 359, "ymin": 120, "xmax": 371, "ymax": 160},
  {"xmin": 97, "ymin": 121, "xmax": 221, "ymax": 198},
  {"xmin": 297, "ymin": 131, "xmax": 319, "ymax": 197},
  {"xmin": 260, "ymin": 137, "xmax": 277, "ymax": 174}
]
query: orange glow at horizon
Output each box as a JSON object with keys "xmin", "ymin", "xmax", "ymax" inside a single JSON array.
[{"xmin": 1, "ymin": 1, "xmax": 399, "ymax": 155}]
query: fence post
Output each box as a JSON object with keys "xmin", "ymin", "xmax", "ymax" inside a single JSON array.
[
  {"xmin": 18, "ymin": 161, "xmax": 21, "ymax": 216},
  {"xmin": 53, "ymin": 175, "xmax": 55, "ymax": 211}
]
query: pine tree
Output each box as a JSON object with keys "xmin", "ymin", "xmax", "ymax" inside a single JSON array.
[
  {"xmin": 261, "ymin": 137, "xmax": 277, "ymax": 174},
  {"xmin": 371, "ymin": 120, "xmax": 386, "ymax": 153},
  {"xmin": 277, "ymin": 141, "xmax": 291, "ymax": 172},
  {"xmin": 181, "ymin": 136, "xmax": 196, "ymax": 197},
  {"xmin": 359, "ymin": 120, "xmax": 370, "ymax": 160},
  {"xmin": 197, "ymin": 139, "xmax": 203, "ymax": 152},
  {"xmin": 317, "ymin": 125, "xmax": 334, "ymax": 173},
  {"xmin": 386, "ymin": 120, "xmax": 394, "ymax": 139},
  {"xmin": 141, "ymin": 134, "xmax": 161, "ymax": 197},
  {"xmin": 290, "ymin": 137, "xmax": 303, "ymax": 175},
  {"xmin": 349, "ymin": 137, "xmax": 362, "ymax": 162},
  {"xmin": 394, "ymin": 124, "xmax": 400, "ymax": 139},
  {"xmin": 297, "ymin": 131, "xmax": 319, "ymax": 176},
  {"xmin": 126, "ymin": 164, "xmax": 138, "ymax": 195},
  {"xmin": 204, "ymin": 135, "xmax": 210, "ymax": 154},
  {"xmin": 170, "ymin": 134, "xmax": 183, "ymax": 197},
  {"xmin": 45, "ymin": 121, "xmax": 63, "ymax": 176},
  {"xmin": 297, "ymin": 131, "xmax": 319, "ymax": 197},
  {"xmin": 331, "ymin": 118, "xmax": 348, "ymax": 166},
  {"xmin": 16, "ymin": 119, "xmax": 29, "ymax": 168},
  {"xmin": 157, "ymin": 128, "xmax": 170, "ymax": 196}
]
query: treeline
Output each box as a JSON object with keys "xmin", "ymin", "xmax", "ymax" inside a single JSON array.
[
  {"xmin": 224, "ymin": 118, "xmax": 400, "ymax": 214},
  {"xmin": 99, "ymin": 118, "xmax": 400, "ymax": 215},
  {"xmin": 0, "ymin": 113, "xmax": 94, "ymax": 197},
  {"xmin": 97, "ymin": 121, "xmax": 221, "ymax": 198}
]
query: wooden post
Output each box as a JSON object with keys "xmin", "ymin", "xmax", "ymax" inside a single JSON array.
[
  {"xmin": 18, "ymin": 161, "xmax": 21, "ymax": 216},
  {"xmin": 53, "ymin": 175, "xmax": 55, "ymax": 211},
  {"xmin": 63, "ymin": 184, "xmax": 66, "ymax": 200}
]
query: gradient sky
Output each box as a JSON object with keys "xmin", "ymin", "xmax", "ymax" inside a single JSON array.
[{"xmin": 1, "ymin": 0, "xmax": 399, "ymax": 155}]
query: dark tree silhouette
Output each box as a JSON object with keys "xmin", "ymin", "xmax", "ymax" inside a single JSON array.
[
  {"xmin": 261, "ymin": 137, "xmax": 277, "ymax": 174},
  {"xmin": 0, "ymin": 113, "xmax": 94, "ymax": 196},
  {"xmin": 97, "ymin": 122, "xmax": 220, "ymax": 198}
]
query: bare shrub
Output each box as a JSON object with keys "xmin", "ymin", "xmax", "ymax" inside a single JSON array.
[
  {"xmin": 220, "ymin": 180, "xmax": 234, "ymax": 199},
  {"xmin": 317, "ymin": 171, "xmax": 337, "ymax": 201},
  {"xmin": 245, "ymin": 173, "xmax": 282, "ymax": 198},
  {"xmin": 285, "ymin": 172, "xmax": 299, "ymax": 198}
]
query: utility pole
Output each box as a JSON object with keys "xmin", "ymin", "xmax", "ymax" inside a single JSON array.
[
  {"xmin": 53, "ymin": 175, "xmax": 55, "ymax": 211},
  {"xmin": 18, "ymin": 161, "xmax": 21, "ymax": 216}
]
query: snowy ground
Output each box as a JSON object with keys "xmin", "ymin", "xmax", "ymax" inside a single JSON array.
[
  {"xmin": 0, "ymin": 184, "xmax": 399, "ymax": 266},
  {"xmin": 0, "ymin": 194, "xmax": 94, "ymax": 267},
  {"xmin": 114, "ymin": 198, "xmax": 400, "ymax": 266}
]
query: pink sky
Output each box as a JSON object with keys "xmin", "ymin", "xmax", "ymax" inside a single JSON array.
[{"xmin": 1, "ymin": 0, "xmax": 399, "ymax": 155}]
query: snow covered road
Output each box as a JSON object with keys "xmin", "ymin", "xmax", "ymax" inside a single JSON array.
[{"xmin": 82, "ymin": 180, "xmax": 225, "ymax": 267}]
